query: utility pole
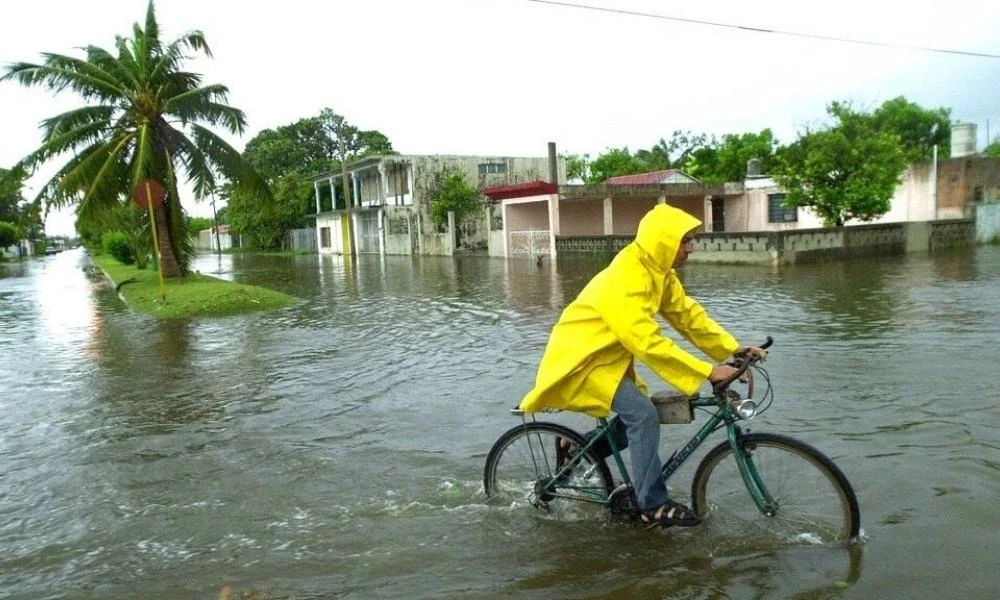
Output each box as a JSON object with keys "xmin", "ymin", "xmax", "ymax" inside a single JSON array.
[{"xmin": 210, "ymin": 190, "xmax": 222, "ymax": 255}]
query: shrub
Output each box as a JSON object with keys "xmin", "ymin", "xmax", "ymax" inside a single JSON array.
[{"xmin": 102, "ymin": 230, "xmax": 135, "ymax": 264}]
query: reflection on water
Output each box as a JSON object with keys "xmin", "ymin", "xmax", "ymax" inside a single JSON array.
[{"xmin": 0, "ymin": 247, "xmax": 998, "ymax": 598}]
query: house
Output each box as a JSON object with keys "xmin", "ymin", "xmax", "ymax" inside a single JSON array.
[
  {"xmin": 310, "ymin": 153, "xmax": 565, "ymax": 256},
  {"xmin": 484, "ymin": 177, "xmax": 742, "ymax": 258},
  {"xmin": 195, "ymin": 225, "xmax": 234, "ymax": 252}
]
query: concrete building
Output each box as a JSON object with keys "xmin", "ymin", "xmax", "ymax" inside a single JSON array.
[{"xmin": 311, "ymin": 153, "xmax": 565, "ymax": 256}]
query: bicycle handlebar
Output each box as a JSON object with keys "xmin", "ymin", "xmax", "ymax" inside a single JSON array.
[{"xmin": 711, "ymin": 336, "xmax": 774, "ymax": 394}]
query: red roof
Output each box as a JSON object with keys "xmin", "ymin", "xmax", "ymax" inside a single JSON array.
[
  {"xmin": 482, "ymin": 180, "xmax": 559, "ymax": 201},
  {"xmin": 603, "ymin": 169, "xmax": 695, "ymax": 185}
]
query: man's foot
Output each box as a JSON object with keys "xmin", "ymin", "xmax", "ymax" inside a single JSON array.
[
  {"xmin": 640, "ymin": 499, "xmax": 701, "ymax": 529},
  {"xmin": 554, "ymin": 437, "xmax": 570, "ymax": 471}
]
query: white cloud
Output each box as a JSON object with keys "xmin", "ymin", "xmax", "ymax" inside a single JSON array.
[{"xmin": 2, "ymin": 0, "xmax": 998, "ymax": 236}]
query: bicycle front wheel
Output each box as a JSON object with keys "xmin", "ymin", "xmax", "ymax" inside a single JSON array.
[
  {"xmin": 691, "ymin": 433, "xmax": 860, "ymax": 543},
  {"xmin": 483, "ymin": 422, "xmax": 614, "ymax": 512}
]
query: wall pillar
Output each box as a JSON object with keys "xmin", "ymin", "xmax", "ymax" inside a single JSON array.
[
  {"xmin": 603, "ymin": 197, "xmax": 613, "ymax": 235},
  {"xmin": 378, "ymin": 162, "xmax": 389, "ymax": 206},
  {"xmin": 352, "ymin": 171, "xmax": 361, "ymax": 208},
  {"xmin": 548, "ymin": 193, "xmax": 561, "ymax": 258}
]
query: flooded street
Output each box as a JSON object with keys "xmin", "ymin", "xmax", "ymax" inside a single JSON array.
[{"xmin": 1, "ymin": 246, "xmax": 998, "ymax": 599}]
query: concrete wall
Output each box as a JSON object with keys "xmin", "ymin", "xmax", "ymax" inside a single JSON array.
[
  {"xmin": 936, "ymin": 157, "xmax": 1000, "ymax": 216},
  {"xmin": 559, "ymin": 199, "xmax": 605, "ymax": 235},
  {"xmin": 612, "ymin": 200, "xmax": 658, "ymax": 234},
  {"xmin": 976, "ymin": 203, "xmax": 1000, "ymax": 243},
  {"xmin": 488, "ymin": 229, "xmax": 505, "ymax": 257},
  {"xmin": 929, "ymin": 218, "xmax": 976, "ymax": 250},
  {"xmin": 504, "ymin": 196, "xmax": 551, "ymax": 232},
  {"xmin": 556, "ymin": 220, "xmax": 977, "ymax": 264},
  {"xmin": 383, "ymin": 206, "xmax": 415, "ymax": 255}
]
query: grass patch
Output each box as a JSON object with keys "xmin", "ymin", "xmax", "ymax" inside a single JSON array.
[{"xmin": 92, "ymin": 253, "xmax": 295, "ymax": 318}]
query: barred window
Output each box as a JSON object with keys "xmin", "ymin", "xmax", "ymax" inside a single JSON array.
[
  {"xmin": 767, "ymin": 193, "xmax": 797, "ymax": 223},
  {"xmin": 320, "ymin": 227, "xmax": 331, "ymax": 248},
  {"xmin": 478, "ymin": 162, "xmax": 507, "ymax": 174}
]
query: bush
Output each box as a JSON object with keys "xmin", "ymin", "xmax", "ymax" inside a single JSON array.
[{"xmin": 102, "ymin": 230, "xmax": 135, "ymax": 264}]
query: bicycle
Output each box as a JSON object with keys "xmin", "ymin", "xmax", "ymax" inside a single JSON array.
[{"xmin": 483, "ymin": 337, "xmax": 861, "ymax": 543}]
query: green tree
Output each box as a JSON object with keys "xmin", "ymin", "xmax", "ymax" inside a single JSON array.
[
  {"xmin": 189, "ymin": 216, "xmax": 213, "ymax": 232},
  {"xmin": 773, "ymin": 102, "xmax": 907, "ymax": 226},
  {"xmin": 242, "ymin": 117, "xmax": 334, "ymax": 182},
  {"xmin": 1, "ymin": 1, "xmax": 266, "ymax": 277},
  {"xmin": 228, "ymin": 110, "xmax": 394, "ymax": 250},
  {"xmin": 698, "ymin": 129, "xmax": 779, "ymax": 183},
  {"xmin": 984, "ymin": 139, "xmax": 1000, "ymax": 158},
  {"xmin": 0, "ymin": 167, "xmax": 43, "ymax": 248},
  {"xmin": 869, "ymin": 96, "xmax": 951, "ymax": 161},
  {"xmin": 0, "ymin": 221, "xmax": 20, "ymax": 251},
  {"xmin": 589, "ymin": 148, "xmax": 643, "ymax": 183},
  {"xmin": 428, "ymin": 169, "xmax": 480, "ymax": 229},
  {"xmin": 0, "ymin": 167, "xmax": 25, "ymax": 222},
  {"xmin": 563, "ymin": 153, "xmax": 590, "ymax": 182},
  {"xmin": 633, "ymin": 138, "xmax": 672, "ymax": 172}
]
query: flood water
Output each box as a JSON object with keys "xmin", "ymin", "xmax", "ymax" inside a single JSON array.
[{"xmin": 1, "ymin": 246, "xmax": 998, "ymax": 599}]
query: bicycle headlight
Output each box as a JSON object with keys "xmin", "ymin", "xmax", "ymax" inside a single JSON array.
[{"xmin": 736, "ymin": 399, "xmax": 758, "ymax": 420}]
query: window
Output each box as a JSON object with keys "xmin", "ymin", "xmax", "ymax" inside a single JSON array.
[
  {"xmin": 767, "ymin": 193, "xmax": 797, "ymax": 223},
  {"xmin": 388, "ymin": 164, "xmax": 410, "ymax": 198},
  {"xmin": 320, "ymin": 227, "xmax": 331, "ymax": 248},
  {"xmin": 478, "ymin": 162, "xmax": 507, "ymax": 174}
]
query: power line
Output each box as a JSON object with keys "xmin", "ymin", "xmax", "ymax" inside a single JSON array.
[{"xmin": 525, "ymin": 0, "xmax": 1000, "ymax": 60}]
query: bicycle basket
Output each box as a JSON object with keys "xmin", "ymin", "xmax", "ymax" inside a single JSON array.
[{"xmin": 651, "ymin": 392, "xmax": 693, "ymax": 424}]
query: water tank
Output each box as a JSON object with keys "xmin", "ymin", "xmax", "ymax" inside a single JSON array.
[
  {"xmin": 951, "ymin": 122, "xmax": 977, "ymax": 157},
  {"xmin": 746, "ymin": 158, "xmax": 763, "ymax": 177}
]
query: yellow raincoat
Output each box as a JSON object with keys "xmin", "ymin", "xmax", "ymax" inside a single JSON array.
[{"xmin": 519, "ymin": 204, "xmax": 740, "ymax": 417}]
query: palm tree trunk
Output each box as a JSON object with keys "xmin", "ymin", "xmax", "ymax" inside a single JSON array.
[{"xmin": 155, "ymin": 204, "xmax": 182, "ymax": 278}]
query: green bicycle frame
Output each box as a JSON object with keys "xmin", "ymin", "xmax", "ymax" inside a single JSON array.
[{"xmin": 540, "ymin": 393, "xmax": 778, "ymax": 514}]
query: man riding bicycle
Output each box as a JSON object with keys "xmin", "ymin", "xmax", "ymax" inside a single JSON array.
[{"xmin": 519, "ymin": 204, "xmax": 766, "ymax": 529}]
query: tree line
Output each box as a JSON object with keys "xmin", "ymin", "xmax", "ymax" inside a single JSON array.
[
  {"xmin": 0, "ymin": 166, "xmax": 44, "ymax": 255},
  {"xmin": 566, "ymin": 96, "xmax": 953, "ymax": 226}
]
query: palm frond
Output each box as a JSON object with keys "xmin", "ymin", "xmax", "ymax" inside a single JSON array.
[
  {"xmin": 2, "ymin": 55, "xmax": 125, "ymax": 100},
  {"xmin": 189, "ymin": 123, "xmax": 270, "ymax": 200},
  {"xmin": 113, "ymin": 34, "xmax": 140, "ymax": 86},
  {"xmin": 85, "ymin": 45, "xmax": 134, "ymax": 90},
  {"xmin": 32, "ymin": 134, "xmax": 131, "ymax": 211},
  {"xmin": 131, "ymin": 120, "xmax": 158, "ymax": 188},
  {"xmin": 20, "ymin": 111, "xmax": 116, "ymax": 170},
  {"xmin": 165, "ymin": 85, "xmax": 246, "ymax": 133},
  {"xmin": 166, "ymin": 128, "xmax": 216, "ymax": 197},
  {"xmin": 149, "ymin": 37, "xmax": 207, "ymax": 85},
  {"xmin": 40, "ymin": 105, "xmax": 116, "ymax": 143}
]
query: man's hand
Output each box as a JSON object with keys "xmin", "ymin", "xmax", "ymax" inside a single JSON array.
[
  {"xmin": 709, "ymin": 364, "xmax": 740, "ymax": 384},
  {"xmin": 736, "ymin": 346, "xmax": 768, "ymax": 361}
]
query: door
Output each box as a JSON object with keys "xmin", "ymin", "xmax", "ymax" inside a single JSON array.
[
  {"xmin": 711, "ymin": 198, "xmax": 725, "ymax": 232},
  {"xmin": 357, "ymin": 210, "xmax": 381, "ymax": 253}
]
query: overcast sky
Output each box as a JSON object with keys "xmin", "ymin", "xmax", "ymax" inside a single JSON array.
[{"xmin": 2, "ymin": 0, "xmax": 999, "ymax": 236}]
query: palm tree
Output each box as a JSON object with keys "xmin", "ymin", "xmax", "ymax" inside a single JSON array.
[{"xmin": 1, "ymin": 0, "xmax": 265, "ymax": 276}]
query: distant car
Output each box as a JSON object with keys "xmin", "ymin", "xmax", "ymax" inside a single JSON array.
[{"xmin": 44, "ymin": 247, "xmax": 60, "ymax": 255}]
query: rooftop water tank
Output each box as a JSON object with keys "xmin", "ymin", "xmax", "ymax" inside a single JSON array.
[{"xmin": 951, "ymin": 122, "xmax": 977, "ymax": 157}]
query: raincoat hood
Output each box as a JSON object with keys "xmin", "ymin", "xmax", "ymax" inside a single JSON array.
[{"xmin": 633, "ymin": 204, "xmax": 702, "ymax": 273}]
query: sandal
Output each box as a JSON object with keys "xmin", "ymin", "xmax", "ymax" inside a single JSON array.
[{"xmin": 640, "ymin": 499, "xmax": 702, "ymax": 529}]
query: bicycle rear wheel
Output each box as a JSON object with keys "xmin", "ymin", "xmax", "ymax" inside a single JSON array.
[
  {"xmin": 483, "ymin": 422, "xmax": 614, "ymax": 512},
  {"xmin": 691, "ymin": 433, "xmax": 860, "ymax": 543}
]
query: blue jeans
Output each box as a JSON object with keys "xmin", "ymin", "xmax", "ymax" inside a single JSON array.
[{"xmin": 611, "ymin": 378, "xmax": 668, "ymax": 511}]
